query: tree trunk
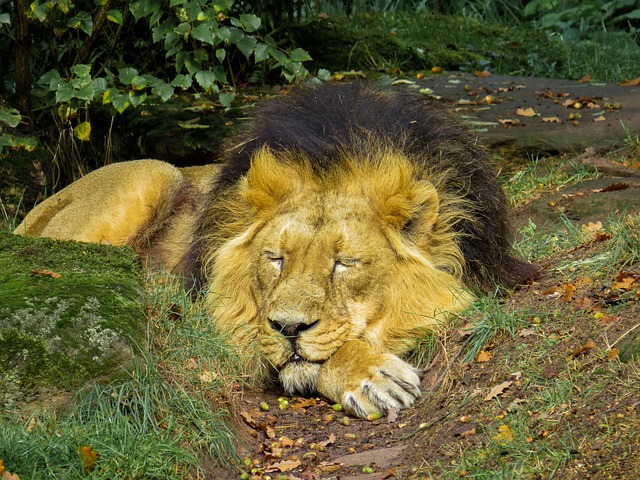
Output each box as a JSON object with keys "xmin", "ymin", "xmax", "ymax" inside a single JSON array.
[{"xmin": 14, "ymin": 0, "xmax": 32, "ymax": 126}]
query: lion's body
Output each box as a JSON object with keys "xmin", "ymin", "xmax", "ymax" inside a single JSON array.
[{"xmin": 15, "ymin": 83, "xmax": 537, "ymax": 417}]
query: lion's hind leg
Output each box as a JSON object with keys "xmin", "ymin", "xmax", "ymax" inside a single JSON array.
[{"xmin": 14, "ymin": 160, "xmax": 183, "ymax": 248}]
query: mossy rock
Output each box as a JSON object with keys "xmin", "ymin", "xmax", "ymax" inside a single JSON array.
[{"xmin": 0, "ymin": 233, "xmax": 145, "ymax": 410}]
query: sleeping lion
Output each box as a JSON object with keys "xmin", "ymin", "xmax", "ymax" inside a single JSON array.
[{"xmin": 15, "ymin": 82, "xmax": 537, "ymax": 418}]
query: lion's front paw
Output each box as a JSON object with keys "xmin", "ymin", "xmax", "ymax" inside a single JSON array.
[
  {"xmin": 341, "ymin": 354, "xmax": 421, "ymax": 418},
  {"xmin": 316, "ymin": 341, "xmax": 422, "ymax": 419}
]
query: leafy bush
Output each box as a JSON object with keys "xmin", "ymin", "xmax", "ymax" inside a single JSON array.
[{"xmin": 0, "ymin": 0, "xmax": 310, "ymax": 157}]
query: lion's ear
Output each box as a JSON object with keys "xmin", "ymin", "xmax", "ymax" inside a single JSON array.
[
  {"xmin": 369, "ymin": 159, "xmax": 440, "ymax": 231},
  {"xmin": 240, "ymin": 148, "xmax": 306, "ymax": 214}
]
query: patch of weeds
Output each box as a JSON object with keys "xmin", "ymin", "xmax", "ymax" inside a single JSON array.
[
  {"xmin": 552, "ymin": 212, "xmax": 640, "ymax": 277},
  {"xmin": 461, "ymin": 295, "xmax": 531, "ymax": 362},
  {"xmin": 502, "ymin": 153, "xmax": 597, "ymax": 207},
  {"xmin": 562, "ymin": 31, "xmax": 640, "ymax": 82},
  {"xmin": 145, "ymin": 272, "xmax": 240, "ymax": 462},
  {"xmin": 514, "ymin": 213, "xmax": 591, "ymax": 261},
  {"xmin": 0, "ymin": 271, "xmax": 239, "ymax": 478},
  {"xmin": 0, "ymin": 357, "xmax": 201, "ymax": 479}
]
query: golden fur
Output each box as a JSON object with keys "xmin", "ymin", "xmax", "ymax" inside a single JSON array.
[{"xmin": 15, "ymin": 83, "xmax": 535, "ymax": 418}]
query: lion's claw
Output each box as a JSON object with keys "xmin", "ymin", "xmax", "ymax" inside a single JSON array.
[{"xmin": 338, "ymin": 354, "xmax": 422, "ymax": 418}]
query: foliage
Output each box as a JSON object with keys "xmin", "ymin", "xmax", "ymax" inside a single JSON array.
[
  {"xmin": 0, "ymin": 0, "xmax": 310, "ymax": 160},
  {"xmin": 525, "ymin": 0, "xmax": 640, "ymax": 39}
]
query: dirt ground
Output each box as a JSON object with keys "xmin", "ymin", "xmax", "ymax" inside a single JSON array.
[{"xmin": 211, "ymin": 164, "xmax": 640, "ymax": 480}]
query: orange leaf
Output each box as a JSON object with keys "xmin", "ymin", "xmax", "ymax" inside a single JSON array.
[
  {"xmin": 563, "ymin": 283, "xmax": 576, "ymax": 302},
  {"xmin": 571, "ymin": 339, "xmax": 597, "ymax": 358},
  {"xmin": 31, "ymin": 269, "xmax": 61, "ymax": 279},
  {"xmin": 477, "ymin": 350, "xmax": 493, "ymax": 363},
  {"xmin": 607, "ymin": 348, "xmax": 619, "ymax": 361},
  {"xmin": 79, "ymin": 446, "xmax": 97, "ymax": 474},
  {"xmin": 579, "ymin": 74, "xmax": 591, "ymax": 83},
  {"xmin": 493, "ymin": 424, "xmax": 514, "ymax": 445},
  {"xmin": 473, "ymin": 69, "xmax": 491, "ymax": 77},
  {"xmin": 619, "ymin": 77, "xmax": 640, "ymax": 86},
  {"xmin": 612, "ymin": 275, "xmax": 636, "ymax": 291}
]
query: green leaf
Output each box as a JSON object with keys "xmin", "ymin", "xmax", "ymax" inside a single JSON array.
[
  {"xmin": 289, "ymin": 48, "xmax": 312, "ymax": 63},
  {"xmin": 239, "ymin": 13, "xmax": 261, "ymax": 32},
  {"xmin": 129, "ymin": 0, "xmax": 162, "ymax": 21},
  {"xmin": 219, "ymin": 92, "xmax": 235, "ymax": 108},
  {"xmin": 74, "ymin": 85, "xmax": 97, "ymax": 101},
  {"xmin": 153, "ymin": 18, "xmax": 176, "ymax": 43},
  {"xmin": 90, "ymin": 77, "xmax": 108, "ymax": 93},
  {"xmin": 0, "ymin": 13, "xmax": 11, "ymax": 25},
  {"xmin": 119, "ymin": 67, "xmax": 139, "ymax": 85},
  {"xmin": 131, "ymin": 76, "xmax": 148, "ymax": 90},
  {"xmin": 74, "ymin": 121, "xmax": 91, "ymax": 141},
  {"xmin": 216, "ymin": 27, "xmax": 230, "ymax": 43},
  {"xmin": 228, "ymin": 27, "xmax": 244, "ymax": 43},
  {"xmin": 171, "ymin": 74, "xmax": 193, "ymax": 89},
  {"xmin": 106, "ymin": 9, "xmax": 123, "ymax": 25},
  {"xmin": 216, "ymin": 48, "xmax": 226, "ymax": 63},
  {"xmin": 38, "ymin": 70, "xmax": 64, "ymax": 89},
  {"xmin": 192, "ymin": 23, "xmax": 214, "ymax": 44},
  {"xmin": 170, "ymin": 0, "xmax": 186, "ymax": 6},
  {"xmin": 317, "ymin": 69, "xmax": 331, "ymax": 81},
  {"xmin": 236, "ymin": 36, "xmax": 257, "ymax": 59},
  {"xmin": 71, "ymin": 64, "xmax": 92, "ymax": 78},
  {"xmin": 195, "ymin": 70, "xmax": 218, "ymax": 92},
  {"xmin": 111, "ymin": 93, "xmax": 131, "ymax": 113},
  {"xmin": 252, "ymin": 43, "xmax": 268, "ymax": 63},
  {"xmin": 0, "ymin": 108, "xmax": 21, "ymax": 128},
  {"xmin": 211, "ymin": 65, "xmax": 227, "ymax": 84},
  {"xmin": 152, "ymin": 82, "xmax": 174, "ymax": 102},
  {"xmin": 129, "ymin": 91, "xmax": 147, "ymax": 108},
  {"xmin": 55, "ymin": 84, "xmax": 75, "ymax": 102}
]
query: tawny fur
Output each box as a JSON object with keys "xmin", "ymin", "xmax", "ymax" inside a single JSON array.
[{"xmin": 15, "ymin": 82, "xmax": 537, "ymax": 418}]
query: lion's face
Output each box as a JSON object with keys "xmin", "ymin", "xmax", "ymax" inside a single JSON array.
[
  {"xmin": 206, "ymin": 148, "xmax": 472, "ymax": 395},
  {"xmin": 251, "ymin": 192, "xmax": 397, "ymax": 394}
]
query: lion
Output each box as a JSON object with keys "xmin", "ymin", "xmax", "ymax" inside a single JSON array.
[{"xmin": 15, "ymin": 82, "xmax": 537, "ymax": 418}]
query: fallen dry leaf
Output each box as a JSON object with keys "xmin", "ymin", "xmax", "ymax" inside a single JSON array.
[
  {"xmin": 518, "ymin": 328, "xmax": 536, "ymax": 337},
  {"xmin": 579, "ymin": 74, "xmax": 591, "ymax": 83},
  {"xmin": 263, "ymin": 458, "xmax": 302, "ymax": 473},
  {"xmin": 581, "ymin": 221, "xmax": 603, "ymax": 232},
  {"xmin": 485, "ymin": 380, "xmax": 513, "ymax": 401},
  {"xmin": 563, "ymin": 283, "xmax": 576, "ymax": 303},
  {"xmin": 612, "ymin": 275, "xmax": 636, "ymax": 291},
  {"xmin": 542, "ymin": 116, "xmax": 561, "ymax": 123},
  {"xmin": 619, "ymin": 77, "xmax": 640, "ymax": 86},
  {"xmin": 473, "ymin": 69, "xmax": 491, "ymax": 77},
  {"xmin": 477, "ymin": 350, "xmax": 493, "ymax": 363},
  {"xmin": 31, "ymin": 269, "xmax": 61, "ymax": 279},
  {"xmin": 291, "ymin": 398, "xmax": 317, "ymax": 411},
  {"xmin": 593, "ymin": 115, "xmax": 606, "ymax": 122},
  {"xmin": 79, "ymin": 446, "xmax": 97, "ymax": 474},
  {"xmin": 607, "ymin": 348, "xmax": 619, "ymax": 361},
  {"xmin": 516, "ymin": 107, "xmax": 536, "ymax": 117},
  {"xmin": 571, "ymin": 339, "xmax": 597, "ymax": 358},
  {"xmin": 493, "ymin": 424, "xmax": 514, "ymax": 445}
]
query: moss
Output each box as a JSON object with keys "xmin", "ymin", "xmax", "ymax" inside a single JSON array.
[{"xmin": 0, "ymin": 232, "xmax": 145, "ymax": 409}]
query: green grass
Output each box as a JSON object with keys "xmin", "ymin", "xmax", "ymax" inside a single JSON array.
[{"xmin": 0, "ymin": 273, "xmax": 238, "ymax": 479}]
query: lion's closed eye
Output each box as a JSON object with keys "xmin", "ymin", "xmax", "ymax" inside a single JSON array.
[
  {"xmin": 333, "ymin": 258, "xmax": 359, "ymax": 274},
  {"xmin": 264, "ymin": 251, "xmax": 284, "ymax": 270}
]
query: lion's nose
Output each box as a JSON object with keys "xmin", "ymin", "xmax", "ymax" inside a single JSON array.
[{"xmin": 268, "ymin": 318, "xmax": 319, "ymax": 338}]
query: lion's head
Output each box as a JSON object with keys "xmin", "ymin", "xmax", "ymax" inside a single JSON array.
[{"xmin": 198, "ymin": 146, "xmax": 473, "ymax": 395}]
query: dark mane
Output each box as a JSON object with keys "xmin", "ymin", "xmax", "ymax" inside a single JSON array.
[{"xmin": 184, "ymin": 82, "xmax": 538, "ymax": 291}]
